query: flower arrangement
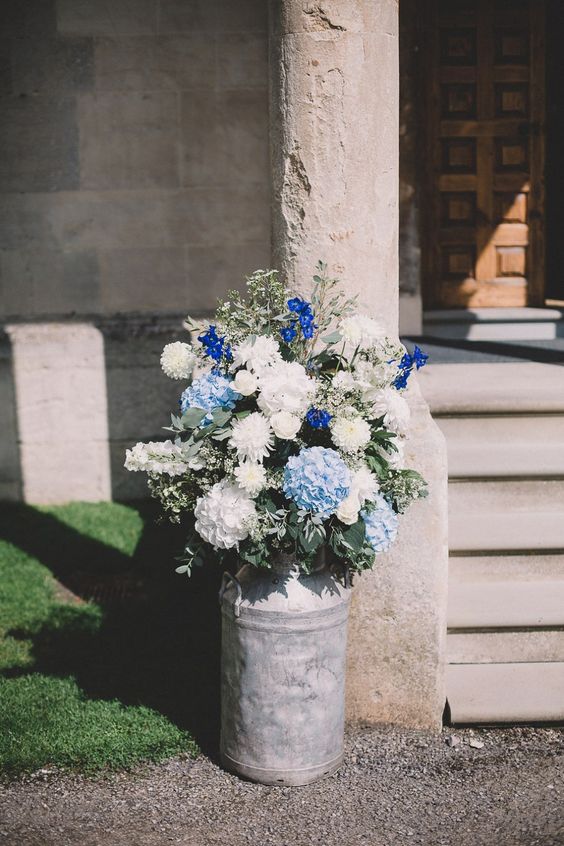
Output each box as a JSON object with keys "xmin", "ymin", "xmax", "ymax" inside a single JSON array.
[{"xmin": 125, "ymin": 264, "xmax": 428, "ymax": 577}]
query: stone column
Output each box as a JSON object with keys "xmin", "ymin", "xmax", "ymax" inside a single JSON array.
[{"xmin": 269, "ymin": 0, "xmax": 449, "ymax": 729}]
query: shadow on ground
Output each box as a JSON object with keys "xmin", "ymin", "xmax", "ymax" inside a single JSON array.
[{"xmin": 0, "ymin": 504, "xmax": 230, "ymax": 758}]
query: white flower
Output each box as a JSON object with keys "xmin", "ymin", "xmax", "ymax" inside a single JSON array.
[
  {"xmin": 234, "ymin": 461, "xmax": 267, "ymax": 497},
  {"xmin": 160, "ymin": 342, "xmax": 196, "ymax": 380},
  {"xmin": 229, "ymin": 411, "xmax": 274, "ymax": 463},
  {"xmin": 331, "ymin": 370, "xmax": 357, "ymax": 392},
  {"xmin": 270, "ymin": 410, "xmax": 302, "ymax": 440},
  {"xmin": 336, "ymin": 495, "xmax": 360, "ymax": 526},
  {"xmin": 194, "ymin": 481, "xmax": 256, "ymax": 549},
  {"xmin": 384, "ymin": 437, "xmax": 405, "ymax": 470},
  {"xmin": 350, "ymin": 465, "xmax": 379, "ymax": 505},
  {"xmin": 339, "ymin": 315, "xmax": 385, "ymax": 350},
  {"xmin": 354, "ymin": 358, "xmax": 398, "ymax": 393},
  {"xmin": 370, "ymin": 387, "xmax": 411, "ymax": 435},
  {"xmin": 331, "ymin": 416, "xmax": 371, "ymax": 454},
  {"xmin": 257, "ymin": 361, "xmax": 316, "ymax": 417},
  {"xmin": 233, "ymin": 368, "xmax": 258, "ymax": 396},
  {"xmin": 124, "ymin": 440, "xmax": 188, "ymax": 476},
  {"xmin": 231, "ymin": 335, "xmax": 282, "ymax": 376}
]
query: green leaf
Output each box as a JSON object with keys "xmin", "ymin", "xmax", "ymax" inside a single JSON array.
[
  {"xmin": 181, "ymin": 408, "xmax": 206, "ymax": 429},
  {"xmin": 320, "ymin": 330, "xmax": 342, "ymax": 345},
  {"xmin": 211, "ymin": 408, "xmax": 232, "ymax": 427},
  {"xmin": 341, "ymin": 518, "xmax": 366, "ymax": 552}
]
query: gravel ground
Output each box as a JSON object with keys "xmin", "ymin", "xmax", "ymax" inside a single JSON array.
[{"xmin": 1, "ymin": 726, "xmax": 563, "ymax": 846}]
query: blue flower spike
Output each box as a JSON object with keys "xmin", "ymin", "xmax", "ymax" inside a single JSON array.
[
  {"xmin": 197, "ymin": 325, "xmax": 232, "ymax": 363},
  {"xmin": 306, "ymin": 408, "xmax": 332, "ymax": 429},
  {"xmin": 413, "ymin": 345, "xmax": 428, "ymax": 370}
]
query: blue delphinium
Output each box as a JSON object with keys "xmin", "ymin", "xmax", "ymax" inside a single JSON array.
[
  {"xmin": 306, "ymin": 407, "xmax": 332, "ymax": 429},
  {"xmin": 362, "ymin": 495, "xmax": 399, "ymax": 553},
  {"xmin": 392, "ymin": 344, "xmax": 428, "ymax": 390},
  {"xmin": 283, "ymin": 446, "xmax": 350, "ymax": 517},
  {"xmin": 198, "ymin": 325, "xmax": 232, "ymax": 363},
  {"xmin": 180, "ymin": 372, "xmax": 240, "ymax": 421},
  {"xmin": 280, "ymin": 297, "xmax": 318, "ymax": 343}
]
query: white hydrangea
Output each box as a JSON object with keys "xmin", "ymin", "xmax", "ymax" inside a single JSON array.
[
  {"xmin": 233, "ymin": 368, "xmax": 258, "ymax": 396},
  {"xmin": 234, "ymin": 461, "xmax": 267, "ymax": 496},
  {"xmin": 339, "ymin": 315, "xmax": 386, "ymax": 350},
  {"xmin": 257, "ymin": 361, "xmax": 316, "ymax": 418},
  {"xmin": 270, "ymin": 410, "xmax": 302, "ymax": 440},
  {"xmin": 331, "ymin": 415, "xmax": 371, "ymax": 454},
  {"xmin": 350, "ymin": 465, "xmax": 379, "ymax": 505},
  {"xmin": 229, "ymin": 411, "xmax": 274, "ymax": 463},
  {"xmin": 160, "ymin": 342, "xmax": 197, "ymax": 380},
  {"xmin": 194, "ymin": 481, "xmax": 256, "ymax": 549},
  {"xmin": 124, "ymin": 440, "xmax": 189, "ymax": 476},
  {"xmin": 231, "ymin": 335, "xmax": 282, "ymax": 376},
  {"xmin": 370, "ymin": 387, "xmax": 411, "ymax": 435}
]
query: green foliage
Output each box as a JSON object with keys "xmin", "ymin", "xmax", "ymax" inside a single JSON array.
[{"xmin": 380, "ymin": 469, "xmax": 429, "ymax": 514}]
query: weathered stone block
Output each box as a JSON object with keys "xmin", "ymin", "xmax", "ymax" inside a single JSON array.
[
  {"xmin": 216, "ymin": 0, "xmax": 267, "ymax": 32},
  {"xmin": 57, "ymin": 0, "xmax": 157, "ymax": 36},
  {"xmin": 172, "ymin": 185, "xmax": 271, "ymax": 246},
  {"xmin": 98, "ymin": 247, "xmax": 187, "ymax": 312},
  {"xmin": 94, "ymin": 34, "xmax": 215, "ymax": 91},
  {"xmin": 0, "ymin": 0, "xmax": 57, "ymax": 37},
  {"xmin": 217, "ymin": 33, "xmax": 268, "ymax": 89},
  {"xmin": 186, "ymin": 242, "xmax": 271, "ymax": 312},
  {"xmin": 0, "ymin": 249, "xmax": 100, "ymax": 317},
  {"xmin": 157, "ymin": 0, "xmax": 216, "ymax": 34},
  {"xmin": 78, "ymin": 91, "xmax": 179, "ymax": 190},
  {"xmin": 181, "ymin": 89, "xmax": 269, "ymax": 186},
  {"xmin": 0, "ymin": 96, "xmax": 79, "ymax": 192},
  {"xmin": 10, "ymin": 37, "xmax": 94, "ymax": 95},
  {"xmin": 6, "ymin": 323, "xmax": 111, "ymax": 503}
]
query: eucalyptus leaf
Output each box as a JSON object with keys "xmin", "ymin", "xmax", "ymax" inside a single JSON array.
[{"xmin": 181, "ymin": 408, "xmax": 207, "ymax": 429}]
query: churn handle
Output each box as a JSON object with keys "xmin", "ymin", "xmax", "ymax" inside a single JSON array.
[{"xmin": 218, "ymin": 571, "xmax": 243, "ymax": 618}]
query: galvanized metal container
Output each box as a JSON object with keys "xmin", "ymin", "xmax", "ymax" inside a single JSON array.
[{"xmin": 219, "ymin": 551, "xmax": 351, "ymax": 786}]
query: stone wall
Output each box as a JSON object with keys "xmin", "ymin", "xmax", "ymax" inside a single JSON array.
[{"xmin": 0, "ymin": 0, "xmax": 270, "ymax": 320}]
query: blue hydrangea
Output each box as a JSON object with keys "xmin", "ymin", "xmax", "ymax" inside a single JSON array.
[
  {"xmin": 283, "ymin": 446, "xmax": 350, "ymax": 517},
  {"xmin": 180, "ymin": 372, "xmax": 240, "ymax": 421},
  {"xmin": 362, "ymin": 495, "xmax": 398, "ymax": 554},
  {"xmin": 306, "ymin": 407, "xmax": 332, "ymax": 429}
]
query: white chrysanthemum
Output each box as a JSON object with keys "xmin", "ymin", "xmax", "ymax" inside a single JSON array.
[
  {"xmin": 124, "ymin": 440, "xmax": 188, "ymax": 476},
  {"xmin": 336, "ymin": 495, "xmax": 360, "ymax": 526},
  {"xmin": 234, "ymin": 461, "xmax": 267, "ymax": 497},
  {"xmin": 233, "ymin": 368, "xmax": 258, "ymax": 396},
  {"xmin": 160, "ymin": 342, "xmax": 197, "ymax": 380},
  {"xmin": 257, "ymin": 361, "xmax": 316, "ymax": 417},
  {"xmin": 270, "ymin": 410, "xmax": 302, "ymax": 440},
  {"xmin": 331, "ymin": 415, "xmax": 371, "ymax": 454},
  {"xmin": 231, "ymin": 335, "xmax": 282, "ymax": 376},
  {"xmin": 370, "ymin": 387, "xmax": 411, "ymax": 435},
  {"xmin": 194, "ymin": 481, "xmax": 256, "ymax": 549},
  {"xmin": 350, "ymin": 465, "xmax": 379, "ymax": 505},
  {"xmin": 229, "ymin": 411, "xmax": 274, "ymax": 463},
  {"xmin": 331, "ymin": 370, "xmax": 357, "ymax": 392},
  {"xmin": 339, "ymin": 315, "xmax": 386, "ymax": 350}
]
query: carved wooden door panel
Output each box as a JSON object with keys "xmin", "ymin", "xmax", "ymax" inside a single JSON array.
[{"xmin": 423, "ymin": 0, "xmax": 545, "ymax": 308}]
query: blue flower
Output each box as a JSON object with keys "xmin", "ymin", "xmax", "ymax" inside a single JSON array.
[
  {"xmin": 280, "ymin": 321, "xmax": 297, "ymax": 343},
  {"xmin": 392, "ymin": 369, "xmax": 410, "ymax": 390},
  {"xmin": 180, "ymin": 372, "xmax": 240, "ymax": 422},
  {"xmin": 283, "ymin": 446, "xmax": 350, "ymax": 517},
  {"xmin": 287, "ymin": 297, "xmax": 310, "ymax": 314},
  {"xmin": 362, "ymin": 495, "xmax": 398, "ymax": 554},
  {"xmin": 197, "ymin": 325, "xmax": 231, "ymax": 363},
  {"xmin": 306, "ymin": 407, "xmax": 332, "ymax": 429},
  {"xmin": 413, "ymin": 345, "xmax": 428, "ymax": 370}
]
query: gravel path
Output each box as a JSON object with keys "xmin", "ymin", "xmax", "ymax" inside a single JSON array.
[{"xmin": 1, "ymin": 725, "xmax": 563, "ymax": 846}]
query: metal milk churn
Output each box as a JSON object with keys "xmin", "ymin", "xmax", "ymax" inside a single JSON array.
[{"xmin": 219, "ymin": 551, "xmax": 351, "ymax": 786}]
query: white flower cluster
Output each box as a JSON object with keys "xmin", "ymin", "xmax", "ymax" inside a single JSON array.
[
  {"xmin": 336, "ymin": 466, "xmax": 379, "ymax": 525},
  {"xmin": 194, "ymin": 480, "xmax": 257, "ymax": 549},
  {"xmin": 124, "ymin": 440, "xmax": 190, "ymax": 476},
  {"xmin": 257, "ymin": 360, "xmax": 316, "ymax": 417}
]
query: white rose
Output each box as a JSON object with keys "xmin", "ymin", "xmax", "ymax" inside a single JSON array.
[
  {"xmin": 270, "ymin": 410, "xmax": 302, "ymax": 440},
  {"xmin": 336, "ymin": 495, "xmax": 360, "ymax": 526},
  {"xmin": 257, "ymin": 361, "xmax": 316, "ymax": 417},
  {"xmin": 370, "ymin": 387, "xmax": 411, "ymax": 435},
  {"xmin": 233, "ymin": 368, "xmax": 258, "ymax": 396},
  {"xmin": 160, "ymin": 342, "xmax": 196, "ymax": 380},
  {"xmin": 331, "ymin": 416, "xmax": 371, "ymax": 454}
]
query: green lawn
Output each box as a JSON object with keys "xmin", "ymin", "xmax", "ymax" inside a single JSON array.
[{"xmin": 0, "ymin": 502, "xmax": 213, "ymax": 778}]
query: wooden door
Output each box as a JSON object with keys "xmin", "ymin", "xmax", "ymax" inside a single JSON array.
[{"xmin": 423, "ymin": 0, "xmax": 545, "ymax": 308}]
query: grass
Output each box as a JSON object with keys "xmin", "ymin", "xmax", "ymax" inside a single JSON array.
[{"xmin": 0, "ymin": 502, "xmax": 209, "ymax": 778}]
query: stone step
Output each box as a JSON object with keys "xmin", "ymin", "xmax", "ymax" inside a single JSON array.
[
  {"xmin": 448, "ymin": 577, "xmax": 564, "ymax": 628},
  {"xmin": 448, "ymin": 480, "xmax": 564, "ymax": 552},
  {"xmin": 419, "ymin": 362, "xmax": 564, "ymax": 415},
  {"xmin": 423, "ymin": 307, "xmax": 564, "ymax": 341},
  {"xmin": 447, "ymin": 662, "xmax": 564, "ymax": 723},
  {"xmin": 448, "ymin": 630, "xmax": 564, "ymax": 664},
  {"xmin": 437, "ymin": 415, "xmax": 564, "ymax": 478}
]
